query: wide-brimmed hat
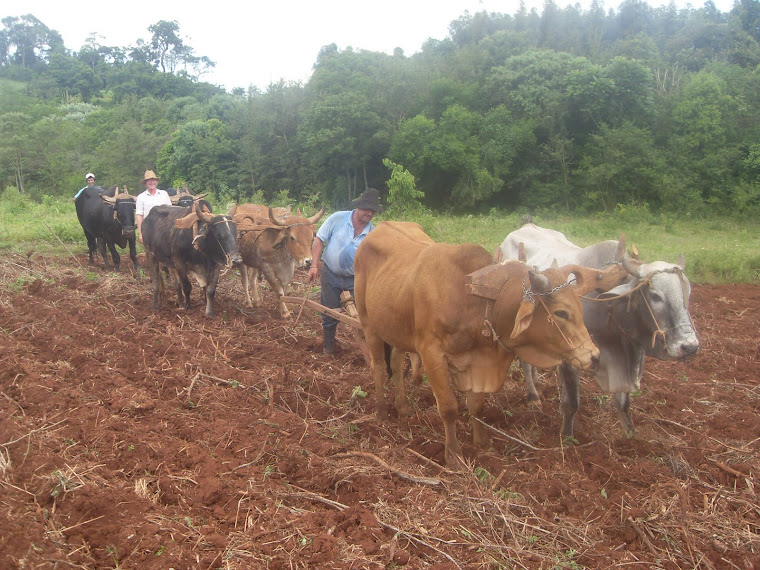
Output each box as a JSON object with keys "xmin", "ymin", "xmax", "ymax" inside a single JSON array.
[
  {"xmin": 352, "ymin": 188, "xmax": 382, "ymax": 212},
  {"xmin": 141, "ymin": 170, "xmax": 160, "ymax": 184},
  {"xmin": 85, "ymin": 172, "xmax": 95, "ymax": 180}
]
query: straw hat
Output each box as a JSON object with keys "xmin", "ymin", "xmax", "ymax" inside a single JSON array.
[{"xmin": 141, "ymin": 170, "xmax": 160, "ymax": 184}]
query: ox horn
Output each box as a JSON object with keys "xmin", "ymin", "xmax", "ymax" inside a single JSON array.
[
  {"xmin": 307, "ymin": 206, "xmax": 326, "ymax": 225},
  {"xmin": 227, "ymin": 203, "xmax": 238, "ymax": 217},
  {"xmin": 268, "ymin": 207, "xmax": 288, "ymax": 226},
  {"xmin": 196, "ymin": 201, "xmax": 213, "ymax": 224},
  {"xmin": 615, "ymin": 233, "xmax": 626, "ymax": 262},
  {"xmin": 101, "ymin": 192, "xmax": 116, "ymax": 204},
  {"xmin": 528, "ymin": 270, "xmax": 550, "ymax": 294},
  {"xmin": 623, "ymin": 258, "xmax": 643, "ymax": 278}
]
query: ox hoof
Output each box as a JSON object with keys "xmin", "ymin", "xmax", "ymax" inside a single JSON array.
[
  {"xmin": 396, "ymin": 404, "xmax": 413, "ymax": 418},
  {"xmin": 376, "ymin": 407, "xmax": 390, "ymax": 421},
  {"xmin": 445, "ymin": 451, "xmax": 469, "ymax": 471}
]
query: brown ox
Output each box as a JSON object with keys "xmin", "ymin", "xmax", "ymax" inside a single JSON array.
[
  {"xmin": 229, "ymin": 203, "xmax": 292, "ymax": 224},
  {"xmin": 354, "ymin": 221, "xmax": 613, "ymax": 468},
  {"xmin": 234, "ymin": 205, "xmax": 325, "ymax": 317}
]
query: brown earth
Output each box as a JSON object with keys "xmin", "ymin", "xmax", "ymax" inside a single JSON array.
[{"xmin": 0, "ymin": 251, "xmax": 758, "ymax": 569}]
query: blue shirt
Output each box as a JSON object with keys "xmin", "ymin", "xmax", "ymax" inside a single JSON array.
[{"xmin": 316, "ymin": 210, "xmax": 374, "ymax": 277}]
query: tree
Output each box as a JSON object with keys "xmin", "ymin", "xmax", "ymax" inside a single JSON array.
[
  {"xmin": 0, "ymin": 15, "xmax": 64, "ymax": 68},
  {"xmin": 157, "ymin": 119, "xmax": 237, "ymax": 196},
  {"xmin": 383, "ymin": 158, "xmax": 424, "ymax": 217},
  {"xmin": 0, "ymin": 112, "xmax": 33, "ymax": 192},
  {"xmin": 149, "ymin": 20, "xmax": 183, "ymax": 73},
  {"xmin": 46, "ymin": 53, "xmax": 99, "ymax": 101}
]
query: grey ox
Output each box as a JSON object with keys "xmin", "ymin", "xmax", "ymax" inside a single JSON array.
[{"xmin": 498, "ymin": 223, "xmax": 699, "ymax": 437}]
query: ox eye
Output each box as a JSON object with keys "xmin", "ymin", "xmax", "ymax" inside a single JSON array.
[
  {"xmin": 649, "ymin": 291, "xmax": 663, "ymax": 303},
  {"xmin": 553, "ymin": 310, "xmax": 570, "ymax": 320}
]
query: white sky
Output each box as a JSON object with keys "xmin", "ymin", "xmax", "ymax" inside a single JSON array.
[{"xmin": 18, "ymin": 0, "xmax": 738, "ymax": 92}]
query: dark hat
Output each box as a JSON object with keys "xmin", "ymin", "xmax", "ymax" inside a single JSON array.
[{"xmin": 352, "ymin": 188, "xmax": 382, "ymax": 212}]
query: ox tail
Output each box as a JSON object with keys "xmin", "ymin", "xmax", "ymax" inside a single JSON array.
[{"xmin": 384, "ymin": 343, "xmax": 392, "ymax": 378}]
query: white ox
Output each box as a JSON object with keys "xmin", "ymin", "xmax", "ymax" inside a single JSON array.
[{"xmin": 498, "ymin": 223, "xmax": 699, "ymax": 437}]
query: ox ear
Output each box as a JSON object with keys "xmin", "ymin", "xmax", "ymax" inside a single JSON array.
[
  {"xmin": 510, "ymin": 300, "xmax": 536, "ymax": 339},
  {"xmin": 561, "ymin": 265, "xmax": 627, "ymax": 296},
  {"xmin": 273, "ymin": 227, "xmax": 291, "ymax": 248}
]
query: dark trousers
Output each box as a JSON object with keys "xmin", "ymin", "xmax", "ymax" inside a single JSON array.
[{"xmin": 320, "ymin": 264, "xmax": 354, "ymax": 338}]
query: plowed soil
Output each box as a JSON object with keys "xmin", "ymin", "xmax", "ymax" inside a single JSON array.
[{"xmin": 1, "ymin": 252, "xmax": 758, "ymax": 569}]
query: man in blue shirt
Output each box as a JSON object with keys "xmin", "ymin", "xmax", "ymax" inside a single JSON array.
[
  {"xmin": 307, "ymin": 188, "xmax": 381, "ymax": 355},
  {"xmin": 73, "ymin": 173, "xmax": 96, "ymax": 201}
]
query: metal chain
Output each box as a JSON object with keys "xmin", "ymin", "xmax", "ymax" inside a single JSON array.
[{"xmin": 521, "ymin": 272, "xmax": 573, "ymax": 304}]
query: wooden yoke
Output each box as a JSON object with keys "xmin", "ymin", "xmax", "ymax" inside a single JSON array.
[{"xmin": 466, "ymin": 263, "xmax": 512, "ymax": 301}]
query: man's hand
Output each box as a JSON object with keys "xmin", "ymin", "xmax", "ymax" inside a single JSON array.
[{"xmin": 307, "ymin": 265, "xmax": 319, "ymax": 283}]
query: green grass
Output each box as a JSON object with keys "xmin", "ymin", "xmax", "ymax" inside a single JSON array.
[{"xmin": 2, "ymin": 190, "xmax": 759, "ymax": 284}]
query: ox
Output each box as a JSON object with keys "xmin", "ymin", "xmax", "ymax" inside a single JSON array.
[
  {"xmin": 499, "ymin": 223, "xmax": 699, "ymax": 436},
  {"xmin": 233, "ymin": 206, "xmax": 325, "ymax": 317},
  {"xmin": 167, "ymin": 185, "xmax": 213, "ymax": 211},
  {"xmin": 141, "ymin": 202, "xmax": 242, "ymax": 317},
  {"xmin": 75, "ymin": 186, "xmax": 138, "ymax": 273},
  {"xmin": 231, "ymin": 203, "xmax": 292, "ymax": 223},
  {"xmin": 354, "ymin": 221, "xmax": 619, "ymax": 468}
]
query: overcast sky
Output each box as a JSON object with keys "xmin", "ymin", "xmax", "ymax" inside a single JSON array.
[{"xmin": 19, "ymin": 0, "xmax": 738, "ymax": 92}]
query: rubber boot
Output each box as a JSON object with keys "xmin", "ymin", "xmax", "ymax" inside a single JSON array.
[{"xmin": 323, "ymin": 329, "xmax": 336, "ymax": 355}]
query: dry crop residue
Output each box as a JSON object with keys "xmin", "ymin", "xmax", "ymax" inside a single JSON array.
[{"xmin": 1, "ymin": 252, "xmax": 758, "ymax": 569}]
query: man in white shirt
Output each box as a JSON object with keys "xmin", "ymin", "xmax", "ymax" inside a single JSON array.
[{"xmin": 135, "ymin": 170, "xmax": 171, "ymax": 243}]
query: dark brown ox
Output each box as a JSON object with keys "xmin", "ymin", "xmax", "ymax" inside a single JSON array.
[
  {"xmin": 142, "ymin": 202, "xmax": 241, "ymax": 317},
  {"xmin": 354, "ymin": 221, "xmax": 618, "ymax": 468},
  {"xmin": 234, "ymin": 206, "xmax": 325, "ymax": 317}
]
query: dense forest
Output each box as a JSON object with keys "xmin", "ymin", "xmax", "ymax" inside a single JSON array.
[{"xmin": 2, "ymin": 0, "xmax": 760, "ymax": 215}]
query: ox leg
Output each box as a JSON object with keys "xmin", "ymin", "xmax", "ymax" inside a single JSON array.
[
  {"xmin": 107, "ymin": 242, "xmax": 121, "ymax": 272},
  {"xmin": 613, "ymin": 392, "xmax": 635, "ymax": 434},
  {"xmin": 204, "ymin": 266, "xmax": 220, "ymax": 317},
  {"xmin": 261, "ymin": 268, "xmax": 289, "ymax": 318},
  {"xmin": 145, "ymin": 252, "xmax": 162, "ymax": 310},
  {"xmin": 390, "ymin": 347, "xmax": 412, "ymax": 417},
  {"xmin": 240, "ymin": 265, "xmax": 254, "ymax": 307},
  {"xmin": 85, "ymin": 231, "xmax": 97, "ymax": 264},
  {"xmin": 523, "ymin": 361, "xmax": 540, "ymax": 403},
  {"xmin": 409, "ymin": 352, "xmax": 424, "ymax": 386},
  {"xmin": 177, "ymin": 274, "xmax": 192, "ymax": 311},
  {"xmin": 466, "ymin": 392, "xmax": 489, "ymax": 449},
  {"xmin": 419, "ymin": 345, "xmax": 466, "ymax": 469},
  {"xmin": 128, "ymin": 238, "xmax": 139, "ymax": 276},
  {"xmin": 96, "ymin": 238, "xmax": 111, "ymax": 270},
  {"xmin": 364, "ymin": 331, "xmax": 391, "ymax": 419},
  {"xmin": 250, "ymin": 268, "xmax": 262, "ymax": 305},
  {"xmin": 559, "ymin": 363, "xmax": 580, "ymax": 438}
]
